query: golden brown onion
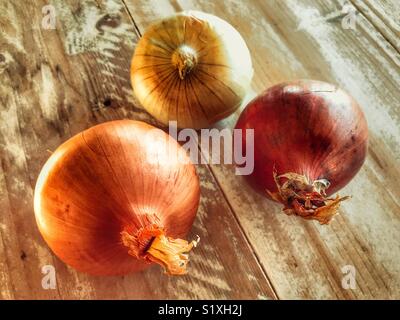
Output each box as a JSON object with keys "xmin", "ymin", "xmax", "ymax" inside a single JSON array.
[
  {"xmin": 34, "ymin": 120, "xmax": 200, "ymax": 276},
  {"xmin": 131, "ymin": 11, "xmax": 254, "ymax": 129}
]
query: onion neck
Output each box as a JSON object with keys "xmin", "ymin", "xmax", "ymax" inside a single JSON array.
[
  {"xmin": 121, "ymin": 224, "xmax": 199, "ymax": 275},
  {"xmin": 171, "ymin": 45, "xmax": 197, "ymax": 80},
  {"xmin": 267, "ymin": 170, "xmax": 350, "ymax": 224}
]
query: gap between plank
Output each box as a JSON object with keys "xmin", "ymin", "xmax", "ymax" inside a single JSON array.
[
  {"xmin": 205, "ymin": 159, "xmax": 280, "ymax": 300},
  {"xmin": 120, "ymin": 0, "xmax": 142, "ymax": 37}
]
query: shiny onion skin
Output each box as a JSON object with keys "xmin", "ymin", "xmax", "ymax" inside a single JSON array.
[
  {"xmin": 235, "ymin": 80, "xmax": 368, "ymax": 224},
  {"xmin": 131, "ymin": 11, "xmax": 253, "ymax": 129},
  {"xmin": 34, "ymin": 120, "xmax": 200, "ymax": 276}
]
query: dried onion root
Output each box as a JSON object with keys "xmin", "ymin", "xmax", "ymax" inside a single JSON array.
[{"xmin": 267, "ymin": 170, "xmax": 350, "ymax": 224}]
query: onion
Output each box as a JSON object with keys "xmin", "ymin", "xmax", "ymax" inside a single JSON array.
[
  {"xmin": 131, "ymin": 10, "xmax": 253, "ymax": 129},
  {"xmin": 235, "ymin": 80, "xmax": 368, "ymax": 224},
  {"xmin": 34, "ymin": 120, "xmax": 200, "ymax": 275}
]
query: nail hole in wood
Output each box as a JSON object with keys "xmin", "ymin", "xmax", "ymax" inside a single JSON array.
[{"xmin": 103, "ymin": 98, "xmax": 112, "ymax": 107}]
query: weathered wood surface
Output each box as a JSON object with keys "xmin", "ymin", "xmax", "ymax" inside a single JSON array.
[
  {"xmin": 0, "ymin": 0, "xmax": 274, "ymax": 299},
  {"xmin": 351, "ymin": 0, "xmax": 400, "ymax": 52},
  {"xmin": 0, "ymin": 0, "xmax": 399, "ymax": 299}
]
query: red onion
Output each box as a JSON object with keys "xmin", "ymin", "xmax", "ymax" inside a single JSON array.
[{"xmin": 235, "ymin": 80, "xmax": 368, "ymax": 224}]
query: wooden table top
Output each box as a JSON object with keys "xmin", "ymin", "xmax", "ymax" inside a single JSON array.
[{"xmin": 0, "ymin": 0, "xmax": 399, "ymax": 299}]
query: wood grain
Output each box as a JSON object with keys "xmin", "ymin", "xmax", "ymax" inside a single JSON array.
[
  {"xmin": 351, "ymin": 0, "xmax": 400, "ymax": 53},
  {"xmin": 123, "ymin": 0, "xmax": 400, "ymax": 299},
  {"xmin": 0, "ymin": 0, "xmax": 275, "ymax": 299}
]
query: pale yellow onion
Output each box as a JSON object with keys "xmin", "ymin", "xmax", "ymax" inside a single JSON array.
[{"xmin": 131, "ymin": 11, "xmax": 254, "ymax": 129}]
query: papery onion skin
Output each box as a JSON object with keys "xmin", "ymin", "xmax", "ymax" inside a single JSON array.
[
  {"xmin": 235, "ymin": 80, "xmax": 368, "ymax": 224},
  {"xmin": 34, "ymin": 120, "xmax": 200, "ymax": 276},
  {"xmin": 131, "ymin": 10, "xmax": 253, "ymax": 129}
]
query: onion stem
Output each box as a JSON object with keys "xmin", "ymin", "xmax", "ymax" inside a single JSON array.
[{"xmin": 171, "ymin": 45, "xmax": 197, "ymax": 80}]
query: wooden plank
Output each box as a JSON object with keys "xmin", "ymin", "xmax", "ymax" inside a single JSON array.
[
  {"xmin": 351, "ymin": 0, "xmax": 400, "ymax": 53},
  {"xmin": 123, "ymin": 0, "xmax": 400, "ymax": 298},
  {"xmin": 0, "ymin": 0, "xmax": 275, "ymax": 299}
]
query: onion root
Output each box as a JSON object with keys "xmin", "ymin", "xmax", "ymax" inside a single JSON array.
[
  {"xmin": 267, "ymin": 170, "xmax": 350, "ymax": 224},
  {"xmin": 121, "ymin": 224, "xmax": 199, "ymax": 275}
]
